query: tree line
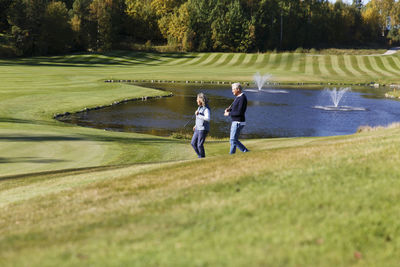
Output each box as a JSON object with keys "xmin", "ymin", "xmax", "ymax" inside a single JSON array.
[{"xmin": 0, "ymin": 0, "xmax": 399, "ymax": 56}]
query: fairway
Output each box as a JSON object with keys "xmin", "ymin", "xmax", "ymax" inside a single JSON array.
[{"xmin": 1, "ymin": 51, "xmax": 400, "ymax": 266}]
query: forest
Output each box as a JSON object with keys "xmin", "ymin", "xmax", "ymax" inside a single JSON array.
[{"xmin": 0, "ymin": 0, "xmax": 399, "ymax": 56}]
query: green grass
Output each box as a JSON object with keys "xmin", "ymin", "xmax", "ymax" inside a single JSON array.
[{"xmin": 1, "ymin": 50, "xmax": 400, "ymax": 266}]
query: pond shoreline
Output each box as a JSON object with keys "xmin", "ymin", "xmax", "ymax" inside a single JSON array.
[
  {"xmin": 105, "ymin": 78, "xmax": 393, "ymax": 89},
  {"xmin": 53, "ymin": 92, "xmax": 173, "ymax": 121}
]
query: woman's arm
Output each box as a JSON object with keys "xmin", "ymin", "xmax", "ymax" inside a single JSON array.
[{"xmin": 197, "ymin": 107, "xmax": 210, "ymax": 121}]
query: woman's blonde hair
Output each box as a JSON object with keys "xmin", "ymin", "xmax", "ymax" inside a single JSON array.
[{"xmin": 197, "ymin": 92, "xmax": 208, "ymax": 107}]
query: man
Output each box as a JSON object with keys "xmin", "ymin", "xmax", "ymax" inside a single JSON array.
[{"xmin": 224, "ymin": 82, "xmax": 249, "ymax": 154}]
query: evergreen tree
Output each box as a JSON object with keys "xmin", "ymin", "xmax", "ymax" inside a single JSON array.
[
  {"xmin": 211, "ymin": 0, "xmax": 255, "ymax": 52},
  {"xmin": 187, "ymin": 0, "xmax": 217, "ymax": 51},
  {"xmin": 42, "ymin": 1, "xmax": 72, "ymax": 54},
  {"xmin": 89, "ymin": 0, "xmax": 113, "ymax": 51},
  {"xmin": 0, "ymin": 0, "xmax": 12, "ymax": 32},
  {"xmin": 71, "ymin": 0, "xmax": 92, "ymax": 51}
]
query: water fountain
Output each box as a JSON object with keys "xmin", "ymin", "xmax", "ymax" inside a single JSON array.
[
  {"xmin": 254, "ymin": 72, "xmax": 271, "ymax": 90},
  {"xmin": 313, "ymin": 87, "xmax": 366, "ymax": 111},
  {"xmin": 245, "ymin": 72, "xmax": 288, "ymax": 93}
]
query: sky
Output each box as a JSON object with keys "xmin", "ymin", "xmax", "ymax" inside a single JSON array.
[{"xmin": 328, "ymin": 0, "xmax": 370, "ymax": 4}]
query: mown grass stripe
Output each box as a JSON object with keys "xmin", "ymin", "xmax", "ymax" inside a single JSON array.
[
  {"xmin": 350, "ymin": 56, "xmax": 370, "ymax": 78},
  {"xmin": 216, "ymin": 53, "xmax": 234, "ymax": 67},
  {"xmin": 153, "ymin": 53, "xmax": 184, "ymax": 65},
  {"xmin": 304, "ymin": 55, "xmax": 314, "ymax": 75},
  {"xmin": 297, "ymin": 54, "xmax": 306, "ymax": 74},
  {"xmin": 276, "ymin": 53, "xmax": 290, "ymax": 70},
  {"xmin": 330, "ymin": 55, "xmax": 348, "ymax": 76},
  {"xmin": 381, "ymin": 57, "xmax": 400, "ymax": 74},
  {"xmin": 213, "ymin": 53, "xmax": 229, "ymax": 66},
  {"xmin": 291, "ymin": 54, "xmax": 302, "ymax": 73},
  {"xmin": 368, "ymin": 56, "xmax": 392, "ymax": 77},
  {"xmin": 256, "ymin": 54, "xmax": 270, "ymax": 69},
  {"xmin": 269, "ymin": 53, "xmax": 282, "ymax": 69},
  {"xmin": 227, "ymin": 53, "xmax": 242, "ymax": 66},
  {"xmin": 324, "ymin": 55, "xmax": 338, "ymax": 76},
  {"xmin": 203, "ymin": 53, "xmax": 223, "ymax": 66},
  {"xmin": 244, "ymin": 54, "xmax": 258, "ymax": 67},
  {"xmin": 337, "ymin": 55, "xmax": 355, "ymax": 77},
  {"xmin": 165, "ymin": 53, "xmax": 197, "ymax": 66},
  {"xmin": 235, "ymin": 54, "xmax": 247, "ymax": 66},
  {"xmin": 385, "ymin": 56, "xmax": 400, "ymax": 72},
  {"xmin": 198, "ymin": 53, "xmax": 219, "ymax": 66},
  {"xmin": 283, "ymin": 53, "xmax": 294, "ymax": 71},
  {"xmin": 124, "ymin": 52, "xmax": 165, "ymax": 64},
  {"xmin": 304, "ymin": 55, "xmax": 314, "ymax": 74},
  {"xmin": 361, "ymin": 56, "xmax": 385, "ymax": 77},
  {"xmin": 374, "ymin": 56, "xmax": 398, "ymax": 76},
  {"xmin": 50, "ymin": 55, "xmax": 69, "ymax": 62},
  {"xmin": 312, "ymin": 56, "xmax": 321, "ymax": 75},
  {"xmin": 65, "ymin": 55, "xmax": 91, "ymax": 63},
  {"xmin": 59, "ymin": 55, "xmax": 76, "ymax": 63},
  {"xmin": 187, "ymin": 53, "xmax": 211, "ymax": 66},
  {"xmin": 100, "ymin": 55, "xmax": 133, "ymax": 65},
  {"xmin": 343, "ymin": 55, "xmax": 363, "ymax": 77},
  {"xmin": 86, "ymin": 55, "xmax": 109, "ymax": 64},
  {"xmin": 180, "ymin": 53, "xmax": 201, "ymax": 65},
  {"xmin": 355, "ymin": 56, "xmax": 376, "ymax": 77},
  {"xmin": 242, "ymin": 54, "xmax": 254, "ymax": 66},
  {"xmin": 90, "ymin": 55, "xmax": 117, "ymax": 65},
  {"xmin": 317, "ymin": 56, "xmax": 330, "ymax": 77},
  {"xmin": 390, "ymin": 55, "xmax": 400, "ymax": 70}
]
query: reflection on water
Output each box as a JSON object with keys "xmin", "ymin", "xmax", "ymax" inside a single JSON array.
[{"xmin": 58, "ymin": 83, "xmax": 400, "ymax": 138}]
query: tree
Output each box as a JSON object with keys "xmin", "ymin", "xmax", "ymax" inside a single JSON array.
[
  {"xmin": 186, "ymin": 0, "xmax": 218, "ymax": 51},
  {"xmin": 25, "ymin": 0, "xmax": 49, "ymax": 54},
  {"xmin": 368, "ymin": 0, "xmax": 394, "ymax": 37},
  {"xmin": 125, "ymin": 0, "xmax": 161, "ymax": 42},
  {"xmin": 151, "ymin": 0, "xmax": 186, "ymax": 17},
  {"xmin": 211, "ymin": 0, "xmax": 255, "ymax": 52},
  {"xmin": 252, "ymin": 0, "xmax": 280, "ymax": 51},
  {"xmin": 362, "ymin": 1, "xmax": 385, "ymax": 42},
  {"xmin": 386, "ymin": 1, "xmax": 400, "ymax": 44},
  {"xmin": 7, "ymin": 0, "xmax": 49, "ymax": 55},
  {"xmin": 0, "ymin": 0, "xmax": 12, "ymax": 32},
  {"xmin": 158, "ymin": 2, "xmax": 189, "ymax": 49},
  {"xmin": 71, "ymin": 0, "xmax": 92, "ymax": 50},
  {"xmin": 42, "ymin": 1, "xmax": 72, "ymax": 54},
  {"xmin": 89, "ymin": 0, "xmax": 113, "ymax": 51}
]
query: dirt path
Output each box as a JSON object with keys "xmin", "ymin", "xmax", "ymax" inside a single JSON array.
[{"xmin": 383, "ymin": 47, "xmax": 400, "ymax": 55}]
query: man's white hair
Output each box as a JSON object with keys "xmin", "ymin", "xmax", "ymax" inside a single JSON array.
[{"xmin": 232, "ymin": 82, "xmax": 242, "ymax": 91}]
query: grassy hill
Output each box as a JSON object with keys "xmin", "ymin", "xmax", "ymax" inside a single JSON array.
[{"xmin": 1, "ymin": 50, "xmax": 400, "ymax": 266}]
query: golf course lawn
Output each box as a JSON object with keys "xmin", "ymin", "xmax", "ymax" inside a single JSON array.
[{"xmin": 1, "ymin": 50, "xmax": 400, "ymax": 266}]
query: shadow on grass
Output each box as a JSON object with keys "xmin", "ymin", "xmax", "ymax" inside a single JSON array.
[
  {"xmin": 0, "ymin": 52, "xmax": 196, "ymax": 67},
  {"xmin": 0, "ymin": 135, "xmax": 84, "ymax": 142},
  {"xmin": 79, "ymin": 133, "xmax": 187, "ymax": 145},
  {"xmin": 0, "ymin": 157, "xmax": 67, "ymax": 164},
  {"xmin": 0, "ymin": 117, "xmax": 56, "ymax": 126},
  {"xmin": 0, "ymin": 164, "xmax": 117, "ymax": 181},
  {"xmin": 0, "ymin": 118, "xmax": 36, "ymax": 124},
  {"xmin": 0, "ymin": 159, "xmax": 185, "ymax": 181},
  {"xmin": 0, "ymin": 132, "xmax": 186, "ymax": 144}
]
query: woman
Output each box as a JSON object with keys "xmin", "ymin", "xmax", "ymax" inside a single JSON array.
[{"xmin": 191, "ymin": 93, "xmax": 210, "ymax": 158}]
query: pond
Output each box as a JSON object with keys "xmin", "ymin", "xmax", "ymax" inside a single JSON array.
[{"xmin": 58, "ymin": 83, "xmax": 400, "ymax": 138}]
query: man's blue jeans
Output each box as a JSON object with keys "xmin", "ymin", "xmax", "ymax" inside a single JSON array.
[
  {"xmin": 230, "ymin": 122, "xmax": 248, "ymax": 154},
  {"xmin": 191, "ymin": 130, "xmax": 208, "ymax": 158}
]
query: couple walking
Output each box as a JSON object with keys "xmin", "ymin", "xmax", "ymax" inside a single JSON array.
[{"xmin": 191, "ymin": 82, "xmax": 249, "ymax": 158}]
